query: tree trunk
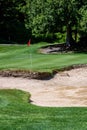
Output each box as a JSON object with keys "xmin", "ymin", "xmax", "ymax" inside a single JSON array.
[{"xmin": 66, "ymin": 23, "xmax": 75, "ymax": 48}]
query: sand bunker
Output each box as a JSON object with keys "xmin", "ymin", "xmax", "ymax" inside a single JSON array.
[{"xmin": 0, "ymin": 67, "xmax": 87, "ymax": 107}]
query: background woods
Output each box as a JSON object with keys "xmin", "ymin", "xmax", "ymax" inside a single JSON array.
[{"xmin": 0, "ymin": 0, "xmax": 87, "ymax": 46}]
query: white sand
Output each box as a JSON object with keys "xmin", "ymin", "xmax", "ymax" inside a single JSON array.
[{"xmin": 0, "ymin": 67, "xmax": 87, "ymax": 107}]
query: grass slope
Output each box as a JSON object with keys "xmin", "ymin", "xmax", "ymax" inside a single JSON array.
[
  {"xmin": 0, "ymin": 89, "xmax": 87, "ymax": 130},
  {"xmin": 0, "ymin": 43, "xmax": 87, "ymax": 72}
]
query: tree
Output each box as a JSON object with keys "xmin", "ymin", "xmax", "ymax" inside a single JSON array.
[
  {"xmin": 79, "ymin": 4, "xmax": 87, "ymax": 36},
  {"xmin": 58, "ymin": 0, "xmax": 80, "ymax": 47},
  {"xmin": 25, "ymin": 0, "xmax": 61, "ymax": 40},
  {"xmin": 25, "ymin": 0, "xmax": 87, "ymax": 47},
  {"xmin": 1, "ymin": 0, "xmax": 86, "ymax": 45}
]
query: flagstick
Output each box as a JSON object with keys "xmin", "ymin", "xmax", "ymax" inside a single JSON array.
[
  {"xmin": 29, "ymin": 43, "xmax": 33, "ymax": 74},
  {"xmin": 29, "ymin": 53, "xmax": 33, "ymax": 71},
  {"xmin": 27, "ymin": 39, "xmax": 33, "ymax": 73}
]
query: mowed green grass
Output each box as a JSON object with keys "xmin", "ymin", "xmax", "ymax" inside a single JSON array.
[
  {"xmin": 0, "ymin": 89, "xmax": 87, "ymax": 130},
  {"xmin": 0, "ymin": 43, "xmax": 87, "ymax": 72},
  {"xmin": 0, "ymin": 43, "xmax": 87, "ymax": 129}
]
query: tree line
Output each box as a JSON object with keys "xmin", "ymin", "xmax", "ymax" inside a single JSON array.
[{"xmin": 0, "ymin": 0, "xmax": 87, "ymax": 47}]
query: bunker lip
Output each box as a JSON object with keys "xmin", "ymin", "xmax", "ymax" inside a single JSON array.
[
  {"xmin": 0, "ymin": 64, "xmax": 87, "ymax": 80},
  {"xmin": 0, "ymin": 66, "xmax": 87, "ymax": 107}
]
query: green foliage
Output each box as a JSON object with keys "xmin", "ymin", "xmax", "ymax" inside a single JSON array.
[
  {"xmin": 25, "ymin": 0, "xmax": 66, "ymax": 41},
  {"xmin": 0, "ymin": 0, "xmax": 87, "ymax": 44},
  {"xmin": 0, "ymin": 89, "xmax": 87, "ymax": 130},
  {"xmin": 25, "ymin": 0, "xmax": 87, "ymax": 43},
  {"xmin": 55, "ymin": 32, "xmax": 66, "ymax": 43},
  {"xmin": 79, "ymin": 5, "xmax": 87, "ymax": 36}
]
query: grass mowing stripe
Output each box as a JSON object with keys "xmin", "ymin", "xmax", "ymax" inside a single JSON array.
[{"xmin": 0, "ymin": 43, "xmax": 87, "ymax": 71}]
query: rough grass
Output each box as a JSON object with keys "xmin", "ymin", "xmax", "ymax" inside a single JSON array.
[
  {"xmin": 0, "ymin": 43, "xmax": 87, "ymax": 72},
  {"xmin": 0, "ymin": 89, "xmax": 87, "ymax": 130}
]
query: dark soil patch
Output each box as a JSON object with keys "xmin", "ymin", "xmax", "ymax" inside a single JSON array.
[
  {"xmin": 39, "ymin": 43, "xmax": 66, "ymax": 54},
  {"xmin": 0, "ymin": 64, "xmax": 87, "ymax": 80},
  {"xmin": 39, "ymin": 43, "xmax": 87, "ymax": 54},
  {"xmin": 0, "ymin": 70, "xmax": 52, "ymax": 80}
]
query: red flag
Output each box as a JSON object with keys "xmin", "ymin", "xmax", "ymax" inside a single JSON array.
[{"xmin": 27, "ymin": 39, "xmax": 31, "ymax": 46}]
